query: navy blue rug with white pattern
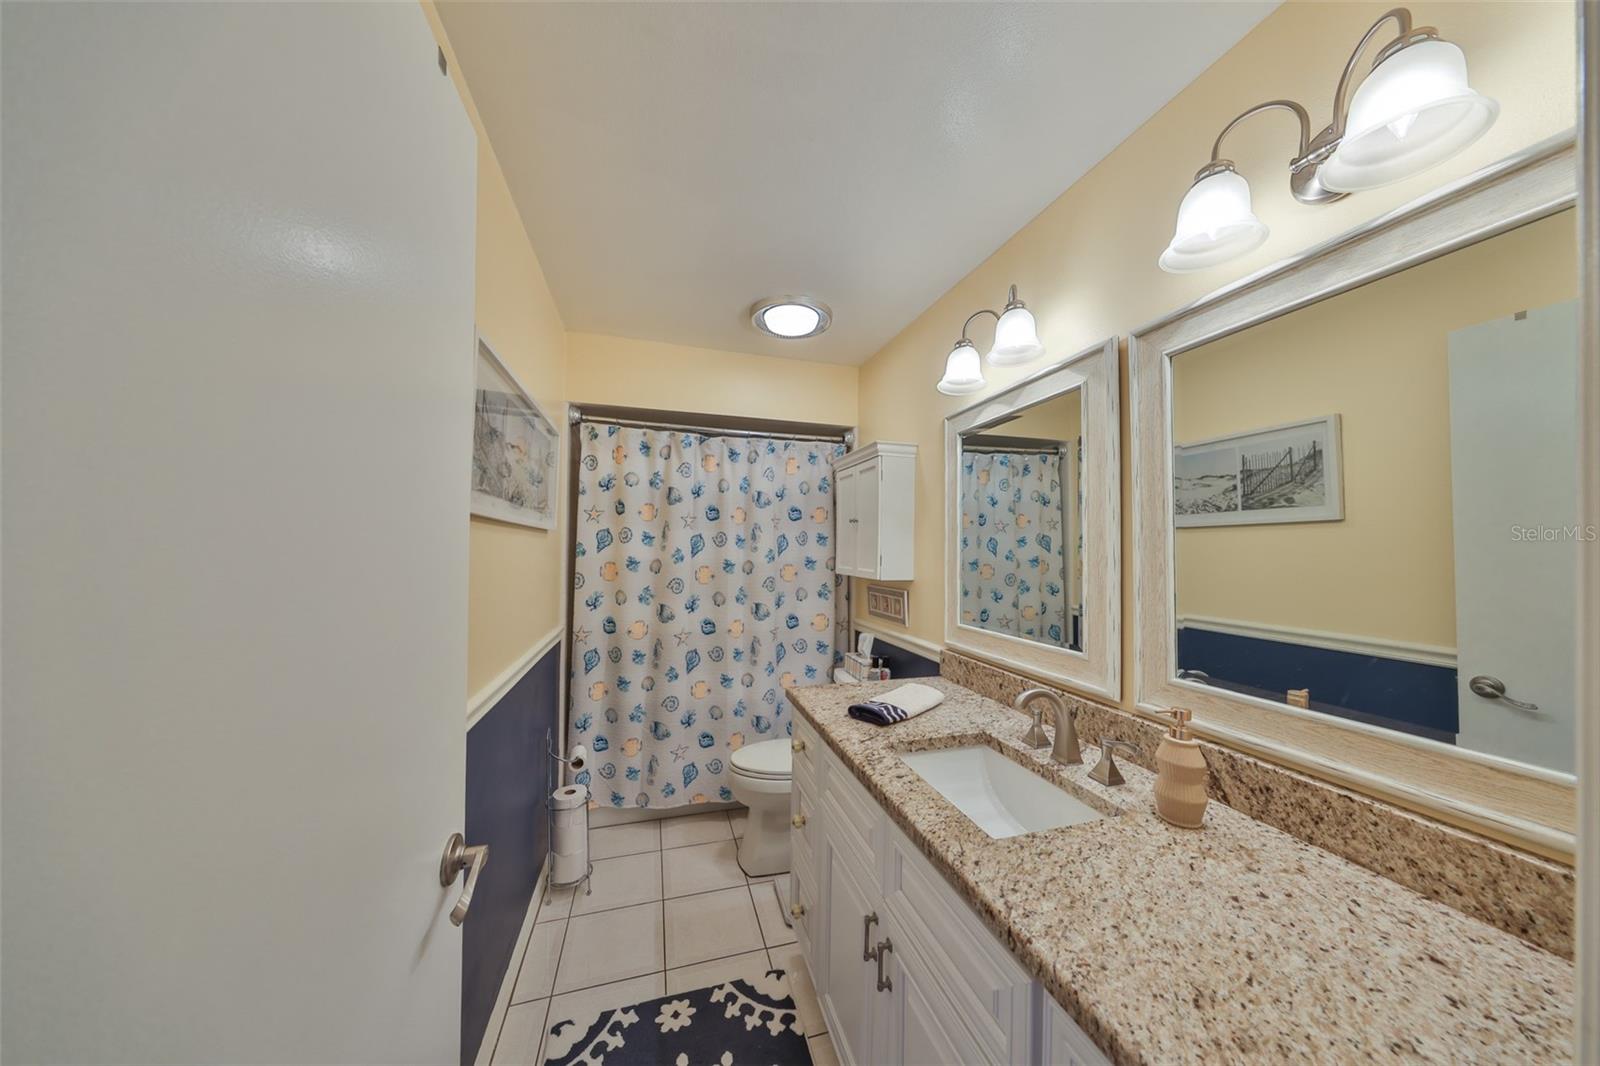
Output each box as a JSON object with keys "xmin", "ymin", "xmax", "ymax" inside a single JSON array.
[{"xmin": 541, "ymin": 968, "xmax": 808, "ymax": 1066}]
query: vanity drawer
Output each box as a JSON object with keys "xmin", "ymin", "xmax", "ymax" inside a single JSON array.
[
  {"xmin": 790, "ymin": 715, "xmax": 818, "ymax": 776},
  {"xmin": 789, "ymin": 842, "xmax": 817, "ymax": 959},
  {"xmin": 791, "ymin": 775, "xmax": 818, "ymax": 856}
]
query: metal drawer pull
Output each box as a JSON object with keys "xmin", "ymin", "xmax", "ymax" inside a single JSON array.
[
  {"xmin": 862, "ymin": 911, "xmax": 879, "ymax": 961},
  {"xmin": 875, "ymin": 938, "xmax": 894, "ymax": 991},
  {"xmin": 439, "ymin": 832, "xmax": 490, "ymax": 927},
  {"xmin": 791, "ymin": 813, "xmax": 807, "ymax": 829},
  {"xmin": 792, "ymin": 737, "xmax": 807, "ymax": 753},
  {"xmin": 790, "ymin": 902, "xmax": 806, "ymax": 919}
]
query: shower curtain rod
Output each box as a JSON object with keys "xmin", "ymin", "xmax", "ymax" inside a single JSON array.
[{"xmin": 571, "ymin": 407, "xmax": 854, "ymax": 444}]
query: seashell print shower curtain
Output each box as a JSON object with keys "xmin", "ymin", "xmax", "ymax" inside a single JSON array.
[
  {"xmin": 958, "ymin": 449, "xmax": 1069, "ymax": 645},
  {"xmin": 569, "ymin": 422, "xmax": 846, "ymax": 809}
]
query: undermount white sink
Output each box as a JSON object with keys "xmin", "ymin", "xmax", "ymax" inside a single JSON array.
[{"xmin": 900, "ymin": 745, "xmax": 1104, "ymax": 839}]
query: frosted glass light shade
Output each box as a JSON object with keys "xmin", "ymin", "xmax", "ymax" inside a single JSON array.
[
  {"xmin": 1321, "ymin": 39, "xmax": 1499, "ymax": 193},
  {"xmin": 936, "ymin": 341, "xmax": 985, "ymax": 395},
  {"xmin": 986, "ymin": 305, "xmax": 1045, "ymax": 367},
  {"xmin": 1158, "ymin": 167, "xmax": 1269, "ymax": 273}
]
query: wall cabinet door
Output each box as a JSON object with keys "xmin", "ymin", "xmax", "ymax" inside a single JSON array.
[
  {"xmin": 820, "ymin": 841, "xmax": 880, "ymax": 1066},
  {"xmin": 854, "ymin": 459, "xmax": 881, "ymax": 577},
  {"xmin": 835, "ymin": 465, "xmax": 859, "ymax": 575}
]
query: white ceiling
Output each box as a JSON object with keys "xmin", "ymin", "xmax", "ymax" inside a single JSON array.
[{"xmin": 438, "ymin": 2, "xmax": 1276, "ymax": 366}]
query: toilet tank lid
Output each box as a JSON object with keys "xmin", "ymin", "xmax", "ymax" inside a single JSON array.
[{"xmin": 730, "ymin": 738, "xmax": 791, "ymax": 779}]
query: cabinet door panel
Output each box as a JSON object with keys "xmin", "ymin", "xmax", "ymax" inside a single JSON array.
[
  {"xmin": 820, "ymin": 841, "xmax": 878, "ymax": 1066},
  {"xmin": 879, "ymin": 921, "xmax": 988, "ymax": 1066},
  {"xmin": 855, "ymin": 460, "xmax": 881, "ymax": 577},
  {"xmin": 835, "ymin": 466, "xmax": 858, "ymax": 575}
]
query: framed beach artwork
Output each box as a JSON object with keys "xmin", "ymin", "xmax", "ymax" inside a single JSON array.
[
  {"xmin": 472, "ymin": 335, "xmax": 558, "ymax": 530},
  {"xmin": 1173, "ymin": 415, "xmax": 1343, "ymax": 528}
]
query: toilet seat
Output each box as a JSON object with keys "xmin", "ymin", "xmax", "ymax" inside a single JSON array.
[{"xmin": 730, "ymin": 738, "xmax": 791, "ymax": 781}]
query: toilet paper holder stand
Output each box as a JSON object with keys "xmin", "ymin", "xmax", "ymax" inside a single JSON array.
[{"xmin": 547, "ymin": 730, "xmax": 594, "ymax": 895}]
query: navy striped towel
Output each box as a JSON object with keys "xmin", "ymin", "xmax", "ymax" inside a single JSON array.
[{"xmin": 847, "ymin": 683, "xmax": 944, "ymax": 726}]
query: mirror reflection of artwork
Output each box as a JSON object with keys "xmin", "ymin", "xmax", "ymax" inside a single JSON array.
[
  {"xmin": 1169, "ymin": 209, "xmax": 1578, "ymax": 774},
  {"xmin": 1174, "ymin": 416, "xmax": 1343, "ymax": 527},
  {"xmin": 472, "ymin": 337, "xmax": 558, "ymax": 529},
  {"xmin": 958, "ymin": 389, "xmax": 1084, "ymax": 652}
]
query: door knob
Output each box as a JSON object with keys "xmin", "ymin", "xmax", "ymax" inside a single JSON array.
[
  {"xmin": 790, "ymin": 902, "xmax": 806, "ymax": 919},
  {"xmin": 791, "ymin": 813, "xmax": 807, "ymax": 828},
  {"xmin": 440, "ymin": 832, "xmax": 490, "ymax": 926},
  {"xmin": 791, "ymin": 738, "xmax": 807, "ymax": 753},
  {"xmin": 1467, "ymin": 675, "xmax": 1540, "ymax": 711}
]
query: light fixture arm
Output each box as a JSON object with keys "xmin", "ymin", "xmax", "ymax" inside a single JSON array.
[
  {"xmin": 958, "ymin": 285, "xmax": 1027, "ymax": 342},
  {"xmin": 1328, "ymin": 7, "xmax": 1418, "ymax": 138},
  {"xmin": 1209, "ymin": 99, "xmax": 1313, "ymax": 168},
  {"xmin": 959, "ymin": 307, "xmax": 999, "ymax": 343}
]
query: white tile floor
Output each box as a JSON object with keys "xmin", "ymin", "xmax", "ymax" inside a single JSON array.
[{"xmin": 488, "ymin": 807, "xmax": 836, "ymax": 1066}]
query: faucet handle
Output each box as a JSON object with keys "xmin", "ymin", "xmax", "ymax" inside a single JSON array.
[{"xmin": 1089, "ymin": 738, "xmax": 1138, "ymax": 786}]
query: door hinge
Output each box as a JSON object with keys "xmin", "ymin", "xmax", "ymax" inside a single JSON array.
[{"xmin": 437, "ymin": 46, "xmax": 448, "ymax": 77}]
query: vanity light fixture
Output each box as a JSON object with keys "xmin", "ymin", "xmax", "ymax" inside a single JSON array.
[
  {"xmin": 1159, "ymin": 7, "xmax": 1498, "ymax": 273},
  {"xmin": 936, "ymin": 284, "xmax": 1045, "ymax": 395},
  {"xmin": 750, "ymin": 296, "xmax": 832, "ymax": 339}
]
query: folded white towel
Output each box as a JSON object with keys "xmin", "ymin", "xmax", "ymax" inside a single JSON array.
[
  {"xmin": 880, "ymin": 683, "xmax": 944, "ymax": 716},
  {"xmin": 847, "ymin": 682, "xmax": 945, "ymax": 726}
]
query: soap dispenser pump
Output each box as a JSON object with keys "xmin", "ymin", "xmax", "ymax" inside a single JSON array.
[{"xmin": 1154, "ymin": 708, "xmax": 1208, "ymax": 828}]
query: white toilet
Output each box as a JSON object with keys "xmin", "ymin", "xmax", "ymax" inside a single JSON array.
[{"xmin": 728, "ymin": 738, "xmax": 793, "ymax": 876}]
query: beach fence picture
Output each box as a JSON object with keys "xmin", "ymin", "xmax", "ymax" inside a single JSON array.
[
  {"xmin": 1173, "ymin": 415, "xmax": 1342, "ymax": 528},
  {"xmin": 471, "ymin": 335, "xmax": 559, "ymax": 529}
]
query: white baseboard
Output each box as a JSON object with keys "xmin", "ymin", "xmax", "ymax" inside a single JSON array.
[{"xmin": 475, "ymin": 857, "xmax": 548, "ymax": 1066}]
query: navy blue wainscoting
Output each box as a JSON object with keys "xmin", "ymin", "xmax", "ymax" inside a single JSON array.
[
  {"xmin": 462, "ymin": 643, "xmax": 561, "ymax": 1065},
  {"xmin": 857, "ymin": 629, "xmax": 941, "ymax": 679},
  {"xmin": 1176, "ymin": 625, "xmax": 1457, "ymax": 743}
]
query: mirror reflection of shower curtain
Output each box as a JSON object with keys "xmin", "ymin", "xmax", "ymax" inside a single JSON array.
[
  {"xmin": 569, "ymin": 422, "xmax": 846, "ymax": 809},
  {"xmin": 959, "ymin": 449, "xmax": 1068, "ymax": 645}
]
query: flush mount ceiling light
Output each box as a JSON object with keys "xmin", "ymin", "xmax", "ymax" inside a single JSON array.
[
  {"xmin": 1159, "ymin": 7, "xmax": 1498, "ymax": 274},
  {"xmin": 750, "ymin": 296, "xmax": 831, "ymax": 339},
  {"xmin": 936, "ymin": 284, "xmax": 1046, "ymax": 395}
]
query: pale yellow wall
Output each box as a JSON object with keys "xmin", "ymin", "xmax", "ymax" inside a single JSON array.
[
  {"xmin": 426, "ymin": 3, "xmax": 570, "ymax": 699},
  {"xmin": 566, "ymin": 332, "xmax": 859, "ymax": 427},
  {"xmin": 1173, "ymin": 210, "xmax": 1576, "ymax": 649},
  {"xmin": 853, "ymin": 0, "xmax": 1575, "ymax": 709}
]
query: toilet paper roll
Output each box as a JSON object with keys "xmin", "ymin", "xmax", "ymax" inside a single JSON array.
[
  {"xmin": 567, "ymin": 744, "xmax": 589, "ymax": 772},
  {"xmin": 550, "ymin": 784, "xmax": 590, "ymax": 884},
  {"xmin": 550, "ymin": 784, "xmax": 588, "ymax": 811}
]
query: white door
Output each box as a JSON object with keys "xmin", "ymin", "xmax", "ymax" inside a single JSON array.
[
  {"xmin": 836, "ymin": 465, "xmax": 859, "ymax": 575},
  {"xmin": 1, "ymin": 4, "xmax": 477, "ymax": 1063},
  {"xmin": 855, "ymin": 459, "xmax": 881, "ymax": 578},
  {"xmin": 1448, "ymin": 300, "xmax": 1580, "ymax": 773}
]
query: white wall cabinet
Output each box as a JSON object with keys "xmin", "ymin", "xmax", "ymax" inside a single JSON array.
[
  {"xmin": 789, "ymin": 717, "xmax": 1109, "ymax": 1066},
  {"xmin": 834, "ymin": 442, "xmax": 916, "ymax": 581}
]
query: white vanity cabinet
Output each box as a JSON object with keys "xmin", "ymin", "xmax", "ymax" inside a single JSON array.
[
  {"xmin": 833, "ymin": 442, "xmax": 916, "ymax": 580},
  {"xmin": 788, "ymin": 716, "xmax": 1110, "ymax": 1066}
]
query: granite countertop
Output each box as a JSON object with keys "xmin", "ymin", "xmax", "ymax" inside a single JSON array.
[{"xmin": 786, "ymin": 676, "xmax": 1574, "ymax": 1066}]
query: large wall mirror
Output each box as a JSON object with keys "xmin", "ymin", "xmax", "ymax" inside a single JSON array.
[
  {"xmin": 1132, "ymin": 138, "xmax": 1578, "ymax": 856},
  {"xmin": 946, "ymin": 338, "xmax": 1120, "ymax": 700}
]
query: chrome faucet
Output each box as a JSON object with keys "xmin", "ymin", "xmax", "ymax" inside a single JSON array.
[{"xmin": 1014, "ymin": 687, "xmax": 1081, "ymax": 765}]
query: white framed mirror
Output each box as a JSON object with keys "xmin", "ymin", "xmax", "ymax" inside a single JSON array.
[
  {"xmin": 945, "ymin": 338, "xmax": 1120, "ymax": 700},
  {"xmin": 1131, "ymin": 136, "xmax": 1578, "ymax": 857}
]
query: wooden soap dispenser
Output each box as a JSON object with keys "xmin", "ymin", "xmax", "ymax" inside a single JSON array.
[{"xmin": 1154, "ymin": 708, "xmax": 1208, "ymax": 828}]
